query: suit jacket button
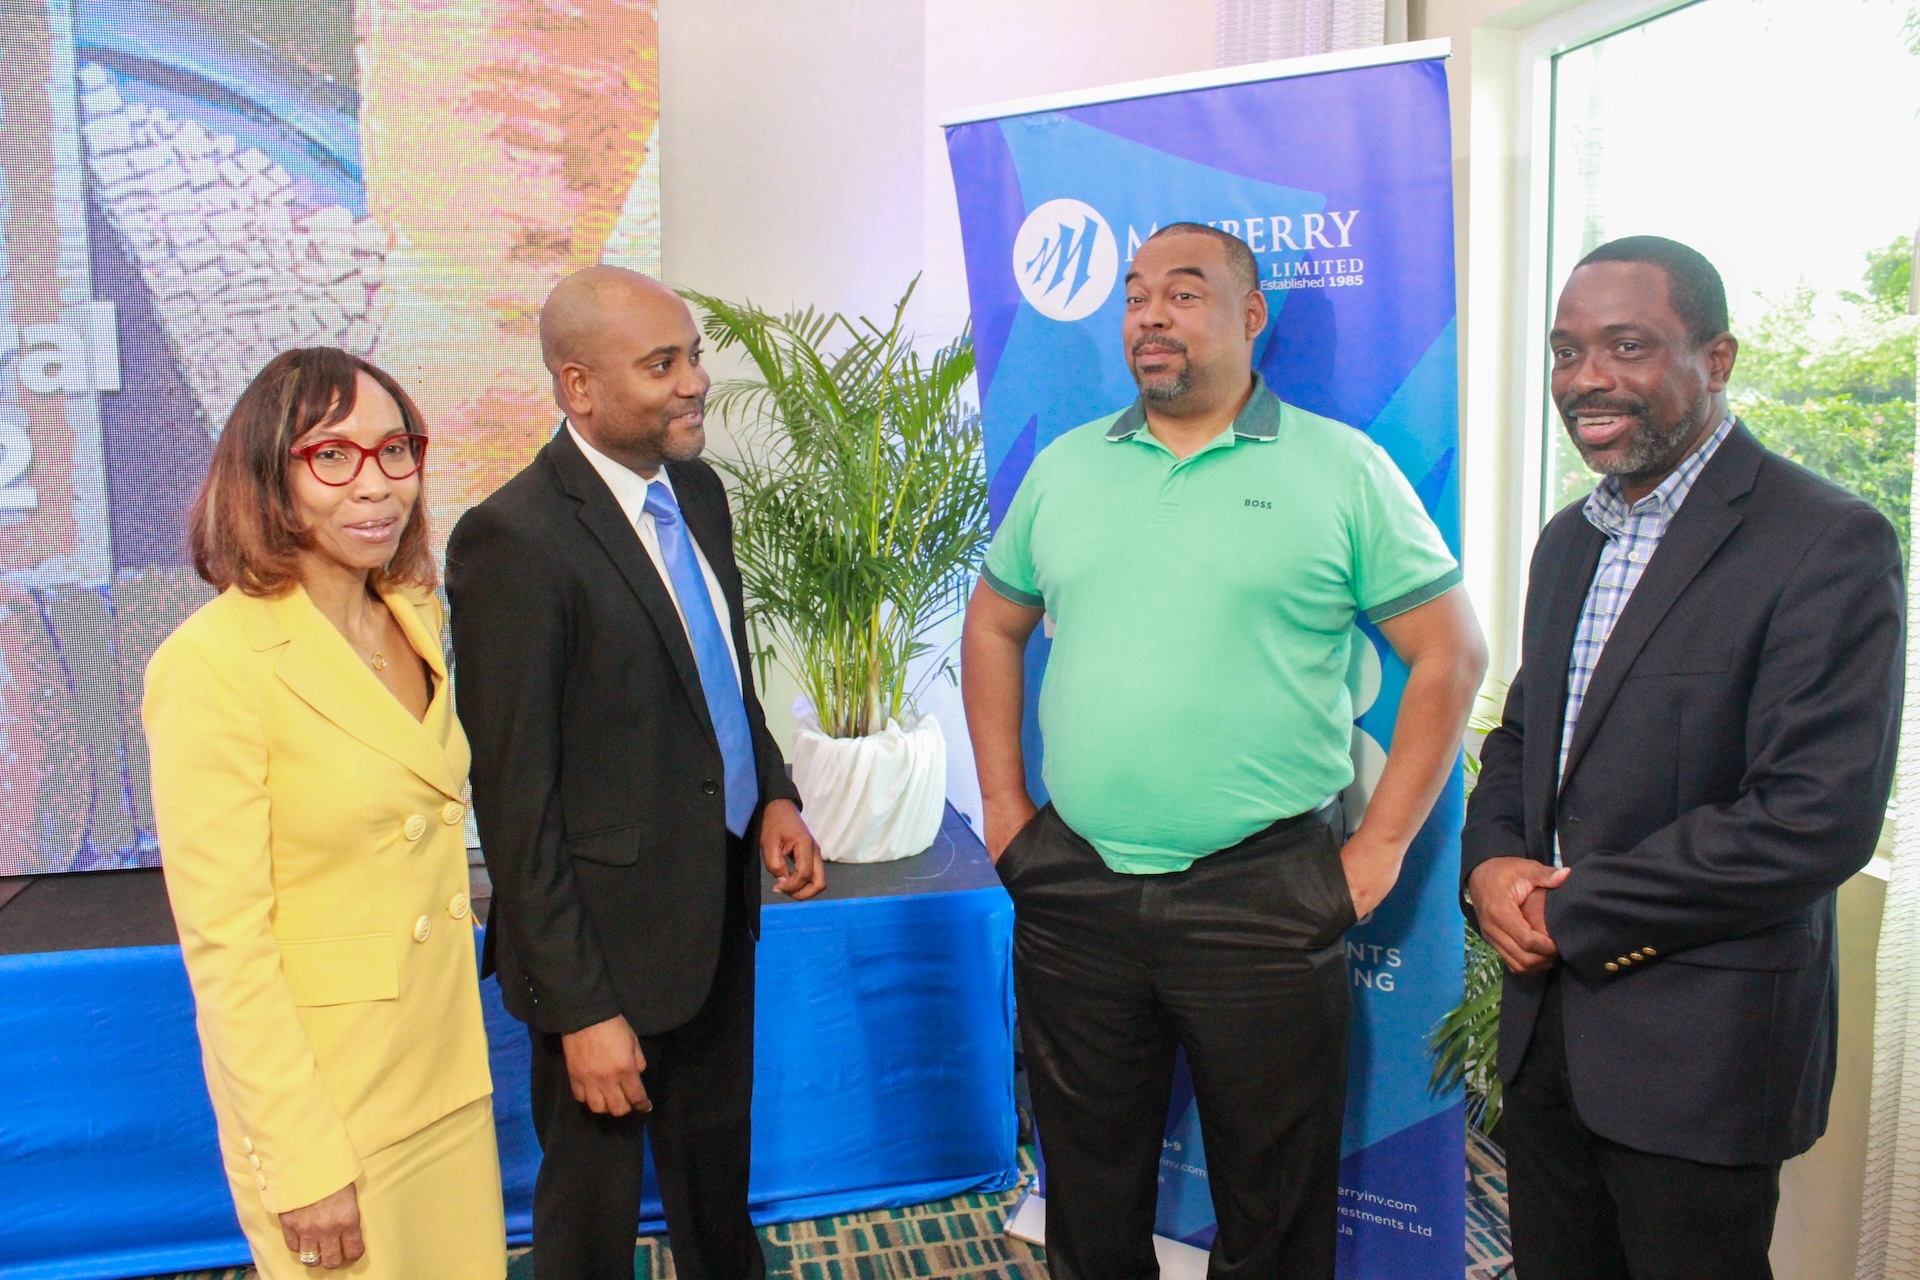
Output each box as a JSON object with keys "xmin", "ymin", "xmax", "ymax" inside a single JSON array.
[
  {"xmin": 449, "ymin": 892, "xmax": 470, "ymax": 920},
  {"xmin": 1616, "ymin": 956, "xmax": 1631, "ymax": 966},
  {"xmin": 413, "ymin": 914, "xmax": 433, "ymax": 943},
  {"xmin": 404, "ymin": 814, "xmax": 427, "ymax": 841},
  {"xmin": 442, "ymin": 801, "xmax": 466, "ymax": 825},
  {"xmin": 1643, "ymin": 946, "xmax": 1658, "ymax": 956},
  {"xmin": 701, "ymin": 780, "xmax": 718, "ymax": 795},
  {"xmin": 1605, "ymin": 962, "xmax": 1620, "ymax": 972},
  {"xmin": 248, "ymin": 1153, "xmax": 261, "ymax": 1171},
  {"xmin": 255, "ymin": 1173, "xmax": 268, "ymax": 1191},
  {"xmin": 1630, "ymin": 951, "xmax": 1645, "ymax": 962}
]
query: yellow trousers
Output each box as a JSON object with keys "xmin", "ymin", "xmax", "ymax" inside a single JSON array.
[{"xmin": 227, "ymin": 1096, "xmax": 507, "ymax": 1279}]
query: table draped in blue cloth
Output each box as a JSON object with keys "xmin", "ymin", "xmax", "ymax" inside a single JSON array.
[{"xmin": 0, "ymin": 808, "xmax": 1016, "ymax": 1280}]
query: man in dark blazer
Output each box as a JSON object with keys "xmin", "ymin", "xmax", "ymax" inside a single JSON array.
[
  {"xmin": 447, "ymin": 265, "xmax": 824, "ymax": 1280},
  {"xmin": 1462, "ymin": 236, "xmax": 1903, "ymax": 1279}
]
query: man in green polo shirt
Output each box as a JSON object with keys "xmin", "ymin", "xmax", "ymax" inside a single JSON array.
[{"xmin": 961, "ymin": 223, "xmax": 1486, "ymax": 1280}]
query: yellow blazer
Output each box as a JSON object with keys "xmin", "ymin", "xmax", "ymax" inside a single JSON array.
[{"xmin": 143, "ymin": 583, "xmax": 492, "ymax": 1216}]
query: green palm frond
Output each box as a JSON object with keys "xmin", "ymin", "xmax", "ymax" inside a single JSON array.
[
  {"xmin": 1429, "ymin": 928, "xmax": 1506, "ymax": 1136},
  {"xmin": 685, "ymin": 280, "xmax": 987, "ymax": 740},
  {"xmin": 1432, "ymin": 678, "xmax": 1512, "ymax": 1137}
]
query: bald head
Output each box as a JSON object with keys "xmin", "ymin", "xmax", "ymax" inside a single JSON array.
[
  {"xmin": 540, "ymin": 265, "xmax": 711, "ymax": 475},
  {"xmin": 540, "ymin": 265, "xmax": 689, "ymax": 378}
]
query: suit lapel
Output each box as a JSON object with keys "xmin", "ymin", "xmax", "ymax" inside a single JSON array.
[
  {"xmin": 545, "ymin": 431, "xmax": 720, "ymax": 752},
  {"xmin": 1558, "ymin": 425, "xmax": 1761, "ymax": 790},
  {"xmin": 668, "ymin": 461, "xmax": 732, "ymax": 582},
  {"xmin": 268, "ymin": 589, "xmax": 464, "ymax": 800},
  {"xmin": 1529, "ymin": 517, "xmax": 1604, "ymax": 839}
]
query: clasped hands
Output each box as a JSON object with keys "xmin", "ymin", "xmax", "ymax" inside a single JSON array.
[
  {"xmin": 561, "ymin": 798, "xmax": 821, "ymax": 1119},
  {"xmin": 1468, "ymin": 856, "xmax": 1572, "ymax": 974}
]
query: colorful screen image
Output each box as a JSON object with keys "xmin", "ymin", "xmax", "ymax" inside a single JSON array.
[{"xmin": 0, "ymin": 0, "xmax": 661, "ymax": 874}]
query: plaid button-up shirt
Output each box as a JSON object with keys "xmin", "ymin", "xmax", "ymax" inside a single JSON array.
[{"xmin": 1558, "ymin": 414, "xmax": 1737, "ymax": 817}]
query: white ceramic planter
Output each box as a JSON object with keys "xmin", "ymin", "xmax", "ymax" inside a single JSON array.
[{"xmin": 790, "ymin": 698, "xmax": 947, "ymax": 864}]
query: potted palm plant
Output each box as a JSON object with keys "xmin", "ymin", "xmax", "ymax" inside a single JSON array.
[{"xmin": 685, "ymin": 282, "xmax": 988, "ymax": 863}]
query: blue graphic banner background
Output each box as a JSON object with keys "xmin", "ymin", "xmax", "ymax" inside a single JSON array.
[{"xmin": 944, "ymin": 55, "xmax": 1464, "ymax": 1277}]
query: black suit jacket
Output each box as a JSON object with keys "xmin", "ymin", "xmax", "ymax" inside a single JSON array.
[
  {"xmin": 446, "ymin": 427, "xmax": 799, "ymax": 1038},
  {"xmin": 1461, "ymin": 423, "xmax": 1903, "ymax": 1166}
]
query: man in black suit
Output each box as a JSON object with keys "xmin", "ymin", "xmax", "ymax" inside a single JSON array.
[
  {"xmin": 448, "ymin": 265, "xmax": 824, "ymax": 1280},
  {"xmin": 1462, "ymin": 236, "xmax": 1903, "ymax": 1279}
]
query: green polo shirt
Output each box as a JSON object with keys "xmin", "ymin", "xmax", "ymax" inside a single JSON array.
[{"xmin": 982, "ymin": 377, "xmax": 1459, "ymax": 875}]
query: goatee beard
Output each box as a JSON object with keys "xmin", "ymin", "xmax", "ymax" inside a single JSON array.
[
  {"xmin": 1566, "ymin": 396, "xmax": 1706, "ymax": 478},
  {"xmin": 1139, "ymin": 367, "xmax": 1194, "ymax": 404}
]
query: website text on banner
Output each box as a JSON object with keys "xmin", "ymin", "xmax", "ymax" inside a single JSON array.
[{"xmin": 943, "ymin": 47, "xmax": 1465, "ymax": 1279}]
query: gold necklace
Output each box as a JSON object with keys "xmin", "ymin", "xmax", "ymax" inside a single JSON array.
[{"xmin": 349, "ymin": 637, "xmax": 389, "ymax": 671}]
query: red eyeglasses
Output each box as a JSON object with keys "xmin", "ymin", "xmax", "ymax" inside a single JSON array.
[{"xmin": 291, "ymin": 434, "xmax": 430, "ymax": 487}]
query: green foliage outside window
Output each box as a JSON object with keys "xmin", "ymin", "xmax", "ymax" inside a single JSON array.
[{"xmin": 1734, "ymin": 237, "xmax": 1917, "ymax": 557}]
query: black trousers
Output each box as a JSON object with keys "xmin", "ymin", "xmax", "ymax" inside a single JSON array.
[
  {"xmin": 1504, "ymin": 971, "xmax": 1781, "ymax": 1280},
  {"xmin": 528, "ymin": 851, "xmax": 762, "ymax": 1280},
  {"xmin": 999, "ymin": 802, "xmax": 1356, "ymax": 1280}
]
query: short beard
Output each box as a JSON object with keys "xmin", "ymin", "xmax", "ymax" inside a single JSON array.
[
  {"xmin": 1132, "ymin": 336, "xmax": 1193, "ymax": 404},
  {"xmin": 1563, "ymin": 393, "xmax": 1706, "ymax": 480},
  {"xmin": 610, "ymin": 399, "xmax": 705, "ymax": 470},
  {"xmin": 658, "ymin": 419, "xmax": 706, "ymax": 463},
  {"xmin": 1139, "ymin": 366, "xmax": 1194, "ymax": 404}
]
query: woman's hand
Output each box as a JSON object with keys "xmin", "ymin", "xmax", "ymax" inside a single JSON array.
[{"xmin": 279, "ymin": 1182, "xmax": 364, "ymax": 1269}]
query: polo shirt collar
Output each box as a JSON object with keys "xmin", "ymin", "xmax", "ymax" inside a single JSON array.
[{"xmin": 1105, "ymin": 373, "xmax": 1281, "ymax": 444}]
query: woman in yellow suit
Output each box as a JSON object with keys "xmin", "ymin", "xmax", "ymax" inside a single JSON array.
[{"xmin": 144, "ymin": 347, "xmax": 506, "ymax": 1276}]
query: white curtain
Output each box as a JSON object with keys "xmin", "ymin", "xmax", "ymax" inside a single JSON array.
[
  {"xmin": 1856, "ymin": 289, "xmax": 1920, "ymax": 1280},
  {"xmin": 1214, "ymin": 0, "xmax": 1386, "ymax": 65}
]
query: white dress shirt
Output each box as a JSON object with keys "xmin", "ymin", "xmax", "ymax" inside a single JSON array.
[{"xmin": 566, "ymin": 421, "xmax": 742, "ymax": 689}]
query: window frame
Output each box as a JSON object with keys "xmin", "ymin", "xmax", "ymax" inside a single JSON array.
[{"xmin": 1461, "ymin": 0, "xmax": 1703, "ymax": 678}]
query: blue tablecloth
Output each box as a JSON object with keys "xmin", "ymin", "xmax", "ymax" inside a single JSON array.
[{"xmin": 0, "ymin": 839, "xmax": 1016, "ymax": 1278}]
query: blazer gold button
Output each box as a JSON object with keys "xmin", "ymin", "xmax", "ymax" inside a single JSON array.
[
  {"xmin": 449, "ymin": 892, "xmax": 470, "ymax": 920},
  {"xmin": 1643, "ymin": 946, "xmax": 1658, "ymax": 956},
  {"xmin": 404, "ymin": 814, "xmax": 427, "ymax": 841},
  {"xmin": 442, "ymin": 801, "xmax": 465, "ymax": 825},
  {"xmin": 248, "ymin": 1153, "xmax": 261, "ymax": 1170},
  {"xmin": 413, "ymin": 914, "xmax": 432, "ymax": 943},
  {"xmin": 1630, "ymin": 951, "xmax": 1645, "ymax": 962},
  {"xmin": 242, "ymin": 1136, "xmax": 254, "ymax": 1154},
  {"xmin": 1605, "ymin": 962, "xmax": 1620, "ymax": 972},
  {"xmin": 1616, "ymin": 956, "xmax": 1631, "ymax": 967},
  {"xmin": 255, "ymin": 1173, "xmax": 268, "ymax": 1190}
]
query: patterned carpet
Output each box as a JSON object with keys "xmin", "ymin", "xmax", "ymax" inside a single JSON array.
[{"xmin": 140, "ymin": 1134, "xmax": 1511, "ymax": 1280}]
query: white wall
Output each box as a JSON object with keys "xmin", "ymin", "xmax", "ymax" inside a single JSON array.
[
  {"xmin": 659, "ymin": 2, "xmax": 929, "ymax": 321},
  {"xmin": 658, "ymin": 0, "xmax": 1218, "ymax": 828}
]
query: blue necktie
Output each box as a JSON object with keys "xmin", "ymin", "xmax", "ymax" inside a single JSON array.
[{"xmin": 642, "ymin": 481, "xmax": 759, "ymax": 835}]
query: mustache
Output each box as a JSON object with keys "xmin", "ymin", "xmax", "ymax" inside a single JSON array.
[
  {"xmin": 1559, "ymin": 391, "xmax": 1646, "ymax": 418},
  {"xmin": 1131, "ymin": 335, "xmax": 1188, "ymax": 359}
]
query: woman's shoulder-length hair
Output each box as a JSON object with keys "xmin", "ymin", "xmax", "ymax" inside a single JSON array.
[{"xmin": 189, "ymin": 347, "xmax": 437, "ymax": 598}]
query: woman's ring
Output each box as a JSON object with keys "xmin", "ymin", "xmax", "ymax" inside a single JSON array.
[{"xmin": 299, "ymin": 1250, "xmax": 321, "ymax": 1265}]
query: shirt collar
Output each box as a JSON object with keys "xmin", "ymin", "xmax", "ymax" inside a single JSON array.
[
  {"xmin": 1105, "ymin": 372, "xmax": 1281, "ymax": 444},
  {"xmin": 566, "ymin": 419, "xmax": 674, "ymax": 527},
  {"xmin": 1583, "ymin": 412, "xmax": 1736, "ymax": 535}
]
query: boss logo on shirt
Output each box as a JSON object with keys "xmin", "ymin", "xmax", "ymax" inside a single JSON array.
[{"xmin": 1244, "ymin": 498, "xmax": 1272, "ymax": 510}]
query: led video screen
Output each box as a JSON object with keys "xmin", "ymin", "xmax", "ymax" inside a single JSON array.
[{"xmin": 0, "ymin": 0, "xmax": 660, "ymax": 874}]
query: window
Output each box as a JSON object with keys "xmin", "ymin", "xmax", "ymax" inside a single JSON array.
[{"xmin": 1540, "ymin": 0, "xmax": 1919, "ymax": 541}]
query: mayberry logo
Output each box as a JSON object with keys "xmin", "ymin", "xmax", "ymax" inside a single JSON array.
[{"xmin": 1012, "ymin": 198, "xmax": 1118, "ymax": 322}]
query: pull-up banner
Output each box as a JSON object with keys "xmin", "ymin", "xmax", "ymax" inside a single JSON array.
[{"xmin": 943, "ymin": 42, "xmax": 1464, "ymax": 1278}]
